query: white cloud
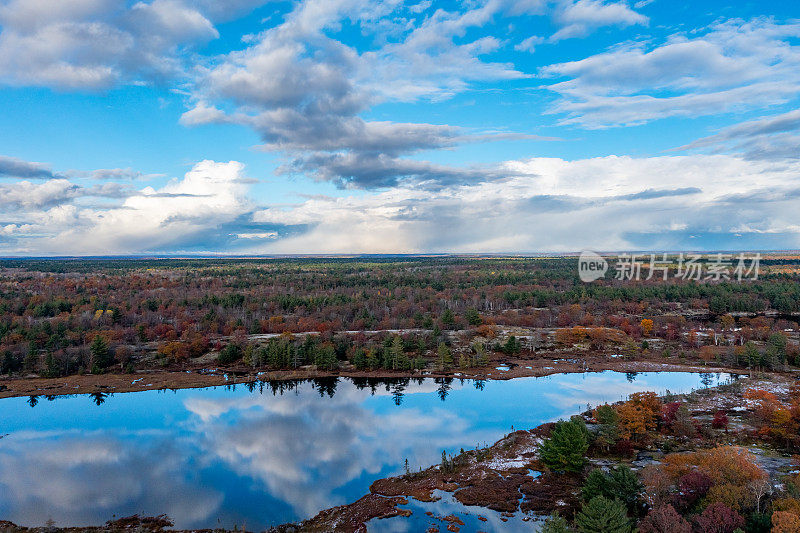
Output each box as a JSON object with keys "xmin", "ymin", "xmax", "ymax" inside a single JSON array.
[
  {"xmin": 542, "ymin": 18, "xmax": 800, "ymax": 127},
  {"xmin": 550, "ymin": 0, "xmax": 648, "ymax": 42},
  {"xmin": 252, "ymin": 154, "xmax": 800, "ymax": 254},
  {"xmin": 0, "ymin": 0, "xmax": 218, "ymax": 89},
  {"xmin": 0, "ymin": 154, "xmax": 56, "ymax": 179},
  {"xmin": 515, "ymin": 35, "xmax": 545, "ymax": 52},
  {"xmin": 0, "ymin": 179, "xmax": 80, "ymax": 209},
  {"xmin": 2, "ymin": 154, "xmax": 800, "ymax": 255},
  {"xmin": 677, "ymin": 108, "xmax": 800, "ymax": 160},
  {"xmin": 183, "ymin": 0, "xmax": 530, "ymax": 188},
  {"xmin": 0, "ymin": 160, "xmax": 254, "ymax": 254}
]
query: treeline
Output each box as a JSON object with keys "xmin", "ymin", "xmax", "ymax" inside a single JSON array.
[
  {"xmin": 217, "ymin": 333, "xmax": 492, "ymax": 373},
  {"xmin": 1, "ymin": 256, "xmax": 799, "ymax": 379}
]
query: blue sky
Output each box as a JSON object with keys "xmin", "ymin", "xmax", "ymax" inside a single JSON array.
[{"xmin": 0, "ymin": 0, "xmax": 799, "ymax": 255}]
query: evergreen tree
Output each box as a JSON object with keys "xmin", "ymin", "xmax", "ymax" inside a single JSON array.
[
  {"xmin": 465, "ymin": 308, "xmax": 482, "ymax": 326},
  {"xmin": 437, "ymin": 342, "xmax": 453, "ymax": 371},
  {"xmin": 1, "ymin": 350, "xmax": 21, "ymax": 375},
  {"xmin": 503, "ymin": 335, "xmax": 521, "ymax": 354},
  {"xmin": 472, "ymin": 341, "xmax": 489, "ymax": 367},
  {"xmin": 365, "ymin": 348, "xmax": 377, "ymax": 369},
  {"xmin": 541, "ymin": 513, "xmax": 572, "ymax": 533},
  {"xmin": 744, "ymin": 341, "xmax": 760, "ymax": 369},
  {"xmin": 582, "ymin": 469, "xmax": 609, "ymax": 501},
  {"xmin": 606, "ymin": 466, "xmax": 643, "ymax": 514},
  {"xmin": 352, "ymin": 348, "xmax": 367, "ymax": 370},
  {"xmin": 575, "ymin": 496, "xmax": 631, "ymax": 533},
  {"xmin": 582, "ymin": 466, "xmax": 642, "ymax": 515},
  {"xmin": 44, "ymin": 351, "xmax": 59, "ymax": 378},
  {"xmin": 23, "ymin": 341, "xmax": 38, "ymax": 373},
  {"xmin": 90, "ymin": 335, "xmax": 113, "ymax": 372},
  {"xmin": 314, "ymin": 344, "xmax": 338, "ymax": 371},
  {"xmin": 390, "ymin": 335, "xmax": 404, "ymax": 370},
  {"xmin": 539, "ymin": 418, "xmax": 589, "ymax": 473},
  {"xmin": 217, "ymin": 343, "xmax": 242, "ymax": 365},
  {"xmin": 594, "ymin": 404, "xmax": 620, "ymax": 453},
  {"xmin": 441, "ymin": 309, "xmax": 455, "ymax": 328}
]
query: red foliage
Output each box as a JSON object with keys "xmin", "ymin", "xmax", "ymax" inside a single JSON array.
[
  {"xmin": 613, "ymin": 439, "xmax": 635, "ymax": 457},
  {"xmin": 693, "ymin": 503, "xmax": 745, "ymax": 533},
  {"xmin": 662, "ymin": 402, "xmax": 681, "ymax": 425},
  {"xmin": 674, "ymin": 470, "xmax": 712, "ymax": 510},
  {"xmin": 712, "ymin": 410, "xmax": 729, "ymax": 430},
  {"xmin": 639, "ymin": 504, "xmax": 691, "ymax": 533}
]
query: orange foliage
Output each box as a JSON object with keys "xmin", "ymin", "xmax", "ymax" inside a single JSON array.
[
  {"xmin": 663, "ymin": 446, "xmax": 767, "ymax": 511},
  {"xmin": 772, "ymin": 511, "xmax": 800, "ymax": 533},
  {"xmin": 475, "ymin": 324, "xmax": 499, "ymax": 339},
  {"xmin": 773, "ymin": 497, "xmax": 800, "ymax": 515},
  {"xmin": 157, "ymin": 341, "xmax": 189, "ymax": 362},
  {"xmin": 616, "ymin": 392, "xmax": 662, "ymax": 442},
  {"xmin": 641, "ymin": 319, "xmax": 654, "ymax": 336},
  {"xmin": 744, "ymin": 388, "xmax": 800, "ymax": 446}
]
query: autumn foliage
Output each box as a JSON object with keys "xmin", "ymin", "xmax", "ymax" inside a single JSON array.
[{"xmin": 662, "ymin": 446, "xmax": 767, "ymax": 511}]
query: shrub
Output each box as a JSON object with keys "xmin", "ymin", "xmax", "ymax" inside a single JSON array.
[
  {"xmin": 693, "ymin": 503, "xmax": 745, "ymax": 533},
  {"xmin": 581, "ymin": 466, "xmax": 642, "ymax": 514},
  {"xmin": 674, "ymin": 470, "xmax": 712, "ymax": 511},
  {"xmin": 218, "ymin": 343, "xmax": 242, "ymax": 364},
  {"xmin": 712, "ymin": 410, "xmax": 729, "ymax": 430},
  {"xmin": 638, "ymin": 504, "xmax": 691, "ymax": 533}
]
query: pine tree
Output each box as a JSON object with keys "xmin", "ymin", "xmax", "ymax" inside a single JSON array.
[
  {"xmin": 539, "ymin": 418, "xmax": 589, "ymax": 473},
  {"xmin": 23, "ymin": 342, "xmax": 38, "ymax": 374},
  {"xmin": 473, "ymin": 341, "xmax": 489, "ymax": 367},
  {"xmin": 390, "ymin": 335, "xmax": 404, "ymax": 370},
  {"xmin": 44, "ymin": 351, "xmax": 59, "ymax": 378},
  {"xmin": 575, "ymin": 496, "xmax": 631, "ymax": 533},
  {"xmin": 441, "ymin": 309, "xmax": 455, "ymax": 328},
  {"xmin": 437, "ymin": 343, "xmax": 453, "ymax": 371},
  {"xmin": 582, "ymin": 469, "xmax": 609, "ymax": 501},
  {"xmin": 606, "ymin": 466, "xmax": 642, "ymax": 513},
  {"xmin": 90, "ymin": 335, "xmax": 113, "ymax": 373},
  {"xmin": 353, "ymin": 348, "xmax": 367, "ymax": 369},
  {"xmin": 465, "ymin": 308, "xmax": 482, "ymax": 326},
  {"xmin": 541, "ymin": 513, "xmax": 572, "ymax": 533},
  {"xmin": 594, "ymin": 404, "xmax": 619, "ymax": 453}
]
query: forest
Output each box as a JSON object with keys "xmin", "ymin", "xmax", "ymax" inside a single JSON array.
[{"xmin": 1, "ymin": 255, "xmax": 799, "ymax": 381}]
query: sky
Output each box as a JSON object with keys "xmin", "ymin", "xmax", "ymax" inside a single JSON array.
[{"xmin": 0, "ymin": 0, "xmax": 799, "ymax": 255}]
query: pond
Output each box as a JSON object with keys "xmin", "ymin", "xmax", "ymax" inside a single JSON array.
[{"xmin": 0, "ymin": 371, "xmax": 734, "ymax": 529}]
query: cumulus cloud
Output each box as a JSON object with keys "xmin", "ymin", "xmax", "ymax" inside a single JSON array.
[
  {"xmin": 515, "ymin": 35, "xmax": 545, "ymax": 52},
  {"xmin": 542, "ymin": 18, "xmax": 800, "ymax": 127},
  {"xmin": 3, "ymin": 154, "xmax": 800, "ymax": 255},
  {"xmin": 183, "ymin": 0, "xmax": 534, "ymax": 189},
  {"xmin": 252, "ymin": 154, "xmax": 800, "ymax": 254},
  {"xmin": 0, "ymin": 179, "xmax": 80, "ymax": 209},
  {"xmin": 0, "ymin": 0, "xmax": 219, "ymax": 89},
  {"xmin": 0, "ymin": 160, "xmax": 262, "ymax": 254}
]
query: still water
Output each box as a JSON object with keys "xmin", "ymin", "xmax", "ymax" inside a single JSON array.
[{"xmin": 0, "ymin": 371, "xmax": 732, "ymax": 529}]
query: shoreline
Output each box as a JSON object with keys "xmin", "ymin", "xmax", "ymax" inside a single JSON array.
[{"xmin": 0, "ymin": 356, "xmax": 751, "ymax": 400}]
